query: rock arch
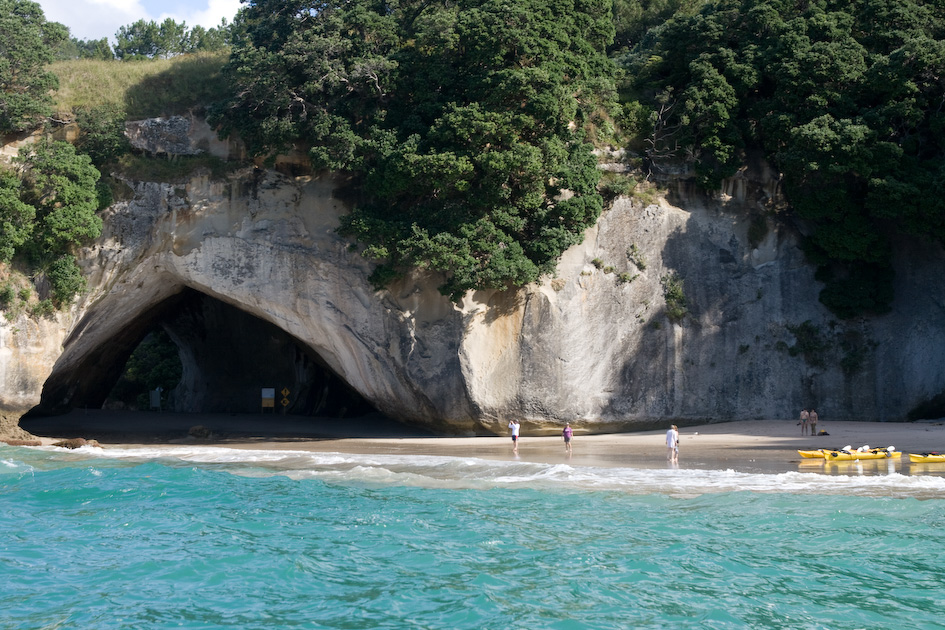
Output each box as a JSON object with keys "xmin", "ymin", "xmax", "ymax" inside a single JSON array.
[{"xmin": 17, "ymin": 169, "xmax": 481, "ymax": 435}]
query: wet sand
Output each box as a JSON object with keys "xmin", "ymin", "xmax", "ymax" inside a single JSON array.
[
  {"xmin": 16, "ymin": 410, "xmax": 945, "ymax": 475},
  {"xmin": 9, "ymin": 410, "xmax": 945, "ymax": 474}
]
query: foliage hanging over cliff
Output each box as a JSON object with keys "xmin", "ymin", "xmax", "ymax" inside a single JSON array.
[
  {"xmin": 0, "ymin": 140, "xmax": 103, "ymax": 306},
  {"xmin": 622, "ymin": 0, "xmax": 945, "ymax": 317},
  {"xmin": 0, "ymin": 0, "xmax": 67, "ymax": 133},
  {"xmin": 211, "ymin": 0, "xmax": 619, "ymax": 300}
]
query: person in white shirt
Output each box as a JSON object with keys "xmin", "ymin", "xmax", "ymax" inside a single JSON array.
[
  {"xmin": 509, "ymin": 420, "xmax": 521, "ymax": 452},
  {"xmin": 666, "ymin": 424, "xmax": 679, "ymax": 462}
]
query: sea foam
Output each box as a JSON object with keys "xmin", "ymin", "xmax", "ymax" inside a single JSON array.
[{"xmin": 20, "ymin": 444, "xmax": 945, "ymax": 499}]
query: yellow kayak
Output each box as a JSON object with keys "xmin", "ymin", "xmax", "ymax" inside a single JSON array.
[
  {"xmin": 798, "ymin": 450, "xmax": 825, "ymax": 459},
  {"xmin": 822, "ymin": 448, "xmax": 900, "ymax": 461},
  {"xmin": 909, "ymin": 453, "xmax": 945, "ymax": 463}
]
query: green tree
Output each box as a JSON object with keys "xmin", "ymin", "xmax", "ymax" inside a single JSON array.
[
  {"xmin": 0, "ymin": 0, "xmax": 67, "ymax": 133},
  {"xmin": 0, "ymin": 170, "xmax": 35, "ymax": 262},
  {"xmin": 55, "ymin": 36, "xmax": 114, "ymax": 60},
  {"xmin": 214, "ymin": 0, "xmax": 618, "ymax": 300},
  {"xmin": 17, "ymin": 139, "xmax": 102, "ymax": 254},
  {"xmin": 80, "ymin": 37, "xmax": 114, "ymax": 60},
  {"xmin": 188, "ymin": 20, "xmax": 231, "ymax": 52},
  {"xmin": 107, "ymin": 329, "xmax": 182, "ymax": 409},
  {"xmin": 611, "ymin": 0, "xmax": 704, "ymax": 52},
  {"xmin": 74, "ymin": 104, "xmax": 130, "ymax": 168},
  {"xmin": 624, "ymin": 0, "xmax": 945, "ymax": 317},
  {"xmin": 45, "ymin": 253, "xmax": 85, "ymax": 305},
  {"xmin": 14, "ymin": 139, "xmax": 102, "ymax": 306},
  {"xmin": 114, "ymin": 19, "xmax": 161, "ymax": 59},
  {"xmin": 156, "ymin": 17, "xmax": 188, "ymax": 57},
  {"xmin": 115, "ymin": 17, "xmax": 232, "ymax": 59}
]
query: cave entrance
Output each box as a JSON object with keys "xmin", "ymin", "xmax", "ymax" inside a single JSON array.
[
  {"xmin": 22, "ymin": 289, "xmax": 386, "ymax": 438},
  {"xmin": 117, "ymin": 289, "xmax": 377, "ymax": 417}
]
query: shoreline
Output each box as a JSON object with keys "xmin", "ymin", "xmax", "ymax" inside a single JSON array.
[{"xmin": 11, "ymin": 411, "xmax": 945, "ymax": 475}]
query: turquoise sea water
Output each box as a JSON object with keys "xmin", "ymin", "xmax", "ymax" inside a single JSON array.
[{"xmin": 2, "ymin": 445, "xmax": 945, "ymax": 630}]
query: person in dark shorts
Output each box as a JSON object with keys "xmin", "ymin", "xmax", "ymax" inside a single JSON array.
[
  {"xmin": 562, "ymin": 422, "xmax": 573, "ymax": 454},
  {"xmin": 509, "ymin": 420, "xmax": 521, "ymax": 452}
]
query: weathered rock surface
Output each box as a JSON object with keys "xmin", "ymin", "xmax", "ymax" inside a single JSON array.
[
  {"xmin": 0, "ymin": 313, "xmax": 72, "ymax": 439},
  {"xmin": 124, "ymin": 115, "xmax": 243, "ymax": 160},
  {"xmin": 1, "ymin": 120, "xmax": 944, "ymax": 436}
]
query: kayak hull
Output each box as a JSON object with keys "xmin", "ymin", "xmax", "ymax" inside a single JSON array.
[
  {"xmin": 909, "ymin": 453, "xmax": 945, "ymax": 463},
  {"xmin": 822, "ymin": 449, "xmax": 900, "ymax": 461}
]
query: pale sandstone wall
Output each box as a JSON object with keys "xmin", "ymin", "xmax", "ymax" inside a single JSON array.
[{"xmin": 0, "ymin": 313, "xmax": 71, "ymax": 438}]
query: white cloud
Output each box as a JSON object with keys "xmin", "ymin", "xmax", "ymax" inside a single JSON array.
[
  {"xmin": 37, "ymin": 0, "xmax": 241, "ymax": 42},
  {"xmin": 173, "ymin": 0, "xmax": 242, "ymax": 31}
]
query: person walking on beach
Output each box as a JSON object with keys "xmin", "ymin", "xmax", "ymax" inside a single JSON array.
[
  {"xmin": 509, "ymin": 420, "xmax": 521, "ymax": 453},
  {"xmin": 809, "ymin": 409, "xmax": 819, "ymax": 436},
  {"xmin": 562, "ymin": 422, "xmax": 573, "ymax": 454},
  {"xmin": 800, "ymin": 409, "xmax": 810, "ymax": 435},
  {"xmin": 666, "ymin": 424, "xmax": 679, "ymax": 462}
]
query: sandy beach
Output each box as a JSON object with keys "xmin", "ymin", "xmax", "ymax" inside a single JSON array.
[{"xmin": 15, "ymin": 410, "xmax": 945, "ymax": 475}]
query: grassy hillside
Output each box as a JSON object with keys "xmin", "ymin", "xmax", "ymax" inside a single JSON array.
[{"xmin": 50, "ymin": 51, "xmax": 230, "ymax": 119}]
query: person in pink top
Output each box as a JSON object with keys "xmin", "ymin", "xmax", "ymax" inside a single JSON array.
[{"xmin": 562, "ymin": 422, "xmax": 573, "ymax": 454}]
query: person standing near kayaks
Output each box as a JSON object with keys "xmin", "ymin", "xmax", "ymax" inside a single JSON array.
[
  {"xmin": 809, "ymin": 409, "xmax": 819, "ymax": 435},
  {"xmin": 509, "ymin": 420, "xmax": 521, "ymax": 453},
  {"xmin": 666, "ymin": 424, "xmax": 679, "ymax": 462}
]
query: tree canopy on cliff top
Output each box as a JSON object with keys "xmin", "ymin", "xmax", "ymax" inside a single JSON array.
[
  {"xmin": 0, "ymin": 0, "xmax": 66, "ymax": 133},
  {"xmin": 211, "ymin": 0, "xmax": 619, "ymax": 300},
  {"xmin": 0, "ymin": 1, "xmax": 102, "ymax": 307},
  {"xmin": 622, "ymin": 0, "xmax": 945, "ymax": 317}
]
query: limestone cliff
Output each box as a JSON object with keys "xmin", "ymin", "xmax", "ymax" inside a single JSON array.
[{"xmin": 1, "ymin": 119, "xmax": 944, "ymax": 436}]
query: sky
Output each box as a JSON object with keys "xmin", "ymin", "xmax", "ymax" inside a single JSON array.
[{"xmin": 36, "ymin": 0, "xmax": 243, "ymax": 43}]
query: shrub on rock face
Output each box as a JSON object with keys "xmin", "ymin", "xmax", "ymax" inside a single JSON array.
[
  {"xmin": 74, "ymin": 105, "xmax": 131, "ymax": 168},
  {"xmin": 0, "ymin": 172, "xmax": 36, "ymax": 263},
  {"xmin": 8, "ymin": 139, "xmax": 103, "ymax": 306},
  {"xmin": 661, "ymin": 272, "xmax": 688, "ymax": 323},
  {"xmin": 45, "ymin": 255, "xmax": 86, "ymax": 307},
  {"xmin": 16, "ymin": 140, "xmax": 102, "ymax": 255}
]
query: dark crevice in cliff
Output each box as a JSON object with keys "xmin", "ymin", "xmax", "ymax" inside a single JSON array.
[{"xmin": 22, "ymin": 289, "xmax": 385, "ymax": 436}]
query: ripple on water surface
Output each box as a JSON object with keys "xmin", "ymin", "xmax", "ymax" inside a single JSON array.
[{"xmin": 2, "ymin": 445, "xmax": 944, "ymax": 629}]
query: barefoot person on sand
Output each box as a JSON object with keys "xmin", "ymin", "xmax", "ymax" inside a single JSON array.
[
  {"xmin": 809, "ymin": 409, "xmax": 818, "ymax": 435},
  {"xmin": 509, "ymin": 420, "xmax": 521, "ymax": 453},
  {"xmin": 562, "ymin": 422, "xmax": 573, "ymax": 454},
  {"xmin": 666, "ymin": 424, "xmax": 679, "ymax": 462},
  {"xmin": 800, "ymin": 409, "xmax": 810, "ymax": 435}
]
